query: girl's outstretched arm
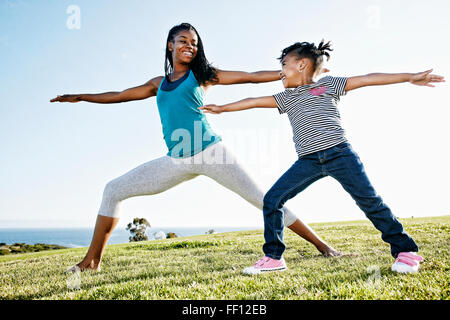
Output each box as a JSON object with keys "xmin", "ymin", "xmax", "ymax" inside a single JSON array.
[
  {"xmin": 345, "ymin": 69, "xmax": 445, "ymax": 92},
  {"xmin": 199, "ymin": 96, "xmax": 277, "ymax": 114},
  {"xmin": 50, "ymin": 76, "xmax": 164, "ymax": 104}
]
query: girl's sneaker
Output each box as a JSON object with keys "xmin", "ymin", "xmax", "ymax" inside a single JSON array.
[
  {"xmin": 391, "ymin": 252, "xmax": 423, "ymax": 273},
  {"xmin": 243, "ymin": 256, "xmax": 287, "ymax": 275}
]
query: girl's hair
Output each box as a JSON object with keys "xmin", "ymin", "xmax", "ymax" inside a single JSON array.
[
  {"xmin": 164, "ymin": 23, "xmax": 218, "ymax": 85},
  {"xmin": 278, "ymin": 40, "xmax": 332, "ymax": 74}
]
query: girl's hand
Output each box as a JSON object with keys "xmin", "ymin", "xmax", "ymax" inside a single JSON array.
[
  {"xmin": 50, "ymin": 94, "xmax": 81, "ymax": 103},
  {"xmin": 198, "ymin": 104, "xmax": 223, "ymax": 114},
  {"xmin": 410, "ymin": 69, "xmax": 445, "ymax": 87}
]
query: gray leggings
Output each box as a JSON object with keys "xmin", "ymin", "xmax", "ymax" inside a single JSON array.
[{"xmin": 98, "ymin": 142, "xmax": 298, "ymax": 227}]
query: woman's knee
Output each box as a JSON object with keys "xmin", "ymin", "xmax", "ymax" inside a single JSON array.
[
  {"xmin": 102, "ymin": 178, "xmax": 128, "ymax": 205},
  {"xmin": 103, "ymin": 180, "xmax": 118, "ymax": 199},
  {"xmin": 97, "ymin": 180, "xmax": 122, "ymax": 218}
]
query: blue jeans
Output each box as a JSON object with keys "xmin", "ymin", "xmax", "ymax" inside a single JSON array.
[{"xmin": 263, "ymin": 142, "xmax": 418, "ymax": 259}]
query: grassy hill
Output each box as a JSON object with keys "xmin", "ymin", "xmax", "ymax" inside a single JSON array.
[{"xmin": 0, "ymin": 216, "xmax": 448, "ymax": 300}]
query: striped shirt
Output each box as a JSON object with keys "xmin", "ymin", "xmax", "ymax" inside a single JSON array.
[{"xmin": 273, "ymin": 76, "xmax": 348, "ymax": 157}]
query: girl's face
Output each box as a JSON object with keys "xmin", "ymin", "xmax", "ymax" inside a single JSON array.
[
  {"xmin": 168, "ymin": 29, "xmax": 199, "ymax": 65},
  {"xmin": 280, "ymin": 53, "xmax": 307, "ymax": 88}
]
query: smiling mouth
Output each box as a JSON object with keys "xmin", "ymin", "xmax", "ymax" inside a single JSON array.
[{"xmin": 182, "ymin": 51, "xmax": 193, "ymax": 57}]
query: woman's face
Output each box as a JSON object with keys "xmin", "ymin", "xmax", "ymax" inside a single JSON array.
[{"xmin": 168, "ymin": 29, "xmax": 199, "ymax": 65}]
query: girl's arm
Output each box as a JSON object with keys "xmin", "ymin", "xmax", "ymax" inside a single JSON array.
[
  {"xmin": 198, "ymin": 96, "xmax": 277, "ymax": 114},
  {"xmin": 50, "ymin": 76, "xmax": 164, "ymax": 104},
  {"xmin": 345, "ymin": 69, "xmax": 445, "ymax": 92}
]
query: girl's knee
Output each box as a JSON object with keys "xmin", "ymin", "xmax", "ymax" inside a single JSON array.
[
  {"xmin": 263, "ymin": 192, "xmax": 277, "ymax": 211},
  {"xmin": 358, "ymin": 196, "xmax": 387, "ymax": 214},
  {"xmin": 264, "ymin": 186, "xmax": 287, "ymax": 210},
  {"xmin": 263, "ymin": 187, "xmax": 278, "ymax": 203}
]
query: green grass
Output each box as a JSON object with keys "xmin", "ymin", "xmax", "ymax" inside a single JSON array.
[{"xmin": 0, "ymin": 216, "xmax": 449, "ymax": 300}]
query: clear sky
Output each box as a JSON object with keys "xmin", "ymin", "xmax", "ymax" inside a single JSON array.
[{"xmin": 1, "ymin": 0, "xmax": 449, "ymax": 229}]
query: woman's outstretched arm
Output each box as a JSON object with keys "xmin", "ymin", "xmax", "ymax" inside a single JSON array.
[
  {"xmin": 212, "ymin": 68, "xmax": 330, "ymax": 86},
  {"xmin": 214, "ymin": 70, "xmax": 281, "ymax": 85},
  {"xmin": 345, "ymin": 69, "xmax": 445, "ymax": 92},
  {"xmin": 50, "ymin": 76, "xmax": 164, "ymax": 104}
]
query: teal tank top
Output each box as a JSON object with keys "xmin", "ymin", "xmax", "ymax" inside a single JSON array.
[{"xmin": 156, "ymin": 70, "xmax": 222, "ymax": 158}]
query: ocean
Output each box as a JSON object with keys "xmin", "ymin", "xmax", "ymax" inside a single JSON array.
[{"xmin": 0, "ymin": 226, "xmax": 259, "ymax": 248}]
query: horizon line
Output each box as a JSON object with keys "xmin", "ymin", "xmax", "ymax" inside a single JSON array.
[{"xmin": 0, "ymin": 214, "xmax": 448, "ymax": 229}]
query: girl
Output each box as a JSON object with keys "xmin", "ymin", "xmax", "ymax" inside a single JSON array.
[
  {"xmin": 200, "ymin": 40, "xmax": 445, "ymax": 274},
  {"xmin": 51, "ymin": 24, "xmax": 339, "ymax": 273}
]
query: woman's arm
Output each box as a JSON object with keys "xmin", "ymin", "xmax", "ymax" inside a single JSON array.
[
  {"xmin": 50, "ymin": 76, "xmax": 164, "ymax": 103},
  {"xmin": 198, "ymin": 96, "xmax": 277, "ymax": 114},
  {"xmin": 211, "ymin": 68, "xmax": 330, "ymax": 86},
  {"xmin": 214, "ymin": 70, "xmax": 281, "ymax": 85},
  {"xmin": 345, "ymin": 69, "xmax": 445, "ymax": 92}
]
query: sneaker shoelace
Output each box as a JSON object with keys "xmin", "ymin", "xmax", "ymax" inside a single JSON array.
[
  {"xmin": 254, "ymin": 256, "xmax": 271, "ymax": 268},
  {"xmin": 395, "ymin": 252, "xmax": 423, "ymax": 267}
]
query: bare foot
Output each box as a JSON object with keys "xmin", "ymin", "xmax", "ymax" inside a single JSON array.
[
  {"xmin": 318, "ymin": 246, "xmax": 342, "ymax": 257},
  {"xmin": 67, "ymin": 258, "xmax": 101, "ymax": 273},
  {"xmin": 79, "ymin": 258, "xmax": 102, "ymax": 271}
]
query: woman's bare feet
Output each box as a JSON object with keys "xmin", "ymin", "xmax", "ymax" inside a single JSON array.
[
  {"xmin": 66, "ymin": 215, "xmax": 119, "ymax": 273},
  {"xmin": 66, "ymin": 258, "xmax": 101, "ymax": 273},
  {"xmin": 77, "ymin": 258, "xmax": 102, "ymax": 271},
  {"xmin": 318, "ymin": 245, "xmax": 342, "ymax": 257},
  {"xmin": 287, "ymin": 219, "xmax": 343, "ymax": 258}
]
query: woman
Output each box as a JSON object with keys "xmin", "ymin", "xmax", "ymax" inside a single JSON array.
[{"xmin": 51, "ymin": 23, "xmax": 339, "ymax": 272}]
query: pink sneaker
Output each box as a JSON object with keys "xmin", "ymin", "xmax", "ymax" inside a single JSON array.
[
  {"xmin": 243, "ymin": 256, "xmax": 287, "ymax": 275},
  {"xmin": 391, "ymin": 252, "xmax": 423, "ymax": 273}
]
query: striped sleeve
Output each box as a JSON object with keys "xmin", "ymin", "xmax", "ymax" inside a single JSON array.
[
  {"xmin": 273, "ymin": 90, "xmax": 291, "ymax": 114},
  {"xmin": 325, "ymin": 76, "xmax": 348, "ymax": 96}
]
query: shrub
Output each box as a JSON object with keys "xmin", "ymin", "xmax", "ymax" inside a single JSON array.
[
  {"xmin": 0, "ymin": 248, "xmax": 11, "ymax": 255},
  {"xmin": 126, "ymin": 218, "xmax": 151, "ymax": 242}
]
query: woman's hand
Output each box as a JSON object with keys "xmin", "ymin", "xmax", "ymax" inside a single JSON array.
[
  {"xmin": 409, "ymin": 69, "xmax": 445, "ymax": 87},
  {"xmin": 50, "ymin": 94, "xmax": 81, "ymax": 103},
  {"xmin": 198, "ymin": 104, "xmax": 223, "ymax": 114}
]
